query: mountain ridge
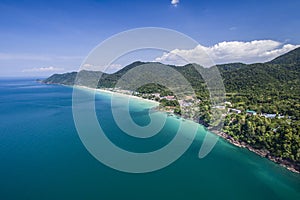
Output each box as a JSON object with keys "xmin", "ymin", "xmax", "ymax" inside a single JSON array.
[{"xmin": 43, "ymin": 47, "xmax": 300, "ymax": 95}]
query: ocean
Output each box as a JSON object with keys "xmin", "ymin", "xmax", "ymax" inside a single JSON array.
[{"xmin": 0, "ymin": 78, "xmax": 299, "ymax": 199}]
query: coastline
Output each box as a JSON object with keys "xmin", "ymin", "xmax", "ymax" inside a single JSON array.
[
  {"xmin": 43, "ymin": 82, "xmax": 300, "ymax": 174},
  {"xmin": 210, "ymin": 130, "xmax": 300, "ymax": 174},
  {"xmin": 74, "ymin": 85, "xmax": 159, "ymax": 106}
]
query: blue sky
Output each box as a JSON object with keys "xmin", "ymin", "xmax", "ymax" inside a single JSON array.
[{"xmin": 0, "ymin": 0, "xmax": 299, "ymax": 76}]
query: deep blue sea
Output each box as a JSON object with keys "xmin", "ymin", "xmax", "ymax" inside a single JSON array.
[{"xmin": 0, "ymin": 78, "xmax": 299, "ymax": 200}]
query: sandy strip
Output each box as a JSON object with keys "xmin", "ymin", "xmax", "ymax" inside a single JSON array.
[{"xmin": 73, "ymin": 85, "xmax": 159, "ymax": 106}]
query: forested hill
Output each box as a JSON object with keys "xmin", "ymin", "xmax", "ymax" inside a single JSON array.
[
  {"xmin": 220, "ymin": 47, "xmax": 300, "ymax": 94},
  {"xmin": 43, "ymin": 47, "xmax": 300, "ymax": 97},
  {"xmin": 268, "ymin": 47, "xmax": 300, "ymax": 65}
]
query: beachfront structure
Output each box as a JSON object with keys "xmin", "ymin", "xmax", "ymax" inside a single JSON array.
[
  {"xmin": 152, "ymin": 93, "xmax": 160, "ymax": 97},
  {"xmin": 165, "ymin": 95, "xmax": 175, "ymax": 100}
]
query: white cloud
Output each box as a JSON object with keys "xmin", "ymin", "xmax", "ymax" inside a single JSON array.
[
  {"xmin": 107, "ymin": 64, "xmax": 123, "ymax": 73},
  {"xmin": 155, "ymin": 40, "xmax": 300, "ymax": 67},
  {"xmin": 171, "ymin": 0, "xmax": 179, "ymax": 7},
  {"xmin": 82, "ymin": 63, "xmax": 123, "ymax": 73},
  {"xmin": 22, "ymin": 66, "xmax": 64, "ymax": 72},
  {"xmin": 82, "ymin": 63, "xmax": 94, "ymax": 69}
]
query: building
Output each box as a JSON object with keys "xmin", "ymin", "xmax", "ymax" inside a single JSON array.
[
  {"xmin": 224, "ymin": 101, "xmax": 232, "ymax": 106},
  {"xmin": 212, "ymin": 105, "xmax": 226, "ymax": 109},
  {"xmin": 246, "ymin": 110, "xmax": 257, "ymax": 115},
  {"xmin": 264, "ymin": 114, "xmax": 276, "ymax": 118},
  {"xmin": 180, "ymin": 100, "xmax": 193, "ymax": 107},
  {"xmin": 165, "ymin": 95, "xmax": 175, "ymax": 100},
  {"xmin": 230, "ymin": 108, "xmax": 241, "ymax": 114}
]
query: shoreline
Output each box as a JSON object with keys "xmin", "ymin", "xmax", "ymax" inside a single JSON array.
[
  {"xmin": 43, "ymin": 82, "xmax": 300, "ymax": 174},
  {"xmin": 74, "ymin": 85, "xmax": 159, "ymax": 106},
  {"xmin": 210, "ymin": 130, "xmax": 300, "ymax": 174}
]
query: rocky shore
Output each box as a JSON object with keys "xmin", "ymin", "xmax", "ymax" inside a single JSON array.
[
  {"xmin": 210, "ymin": 130, "xmax": 300, "ymax": 174},
  {"xmin": 154, "ymin": 103, "xmax": 299, "ymax": 174}
]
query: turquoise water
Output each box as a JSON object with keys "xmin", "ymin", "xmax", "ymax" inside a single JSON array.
[{"xmin": 0, "ymin": 78, "xmax": 299, "ymax": 200}]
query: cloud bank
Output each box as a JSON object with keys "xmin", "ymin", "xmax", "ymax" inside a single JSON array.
[
  {"xmin": 82, "ymin": 63, "xmax": 122, "ymax": 73},
  {"xmin": 22, "ymin": 66, "xmax": 64, "ymax": 72},
  {"xmin": 155, "ymin": 40, "xmax": 300, "ymax": 67}
]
